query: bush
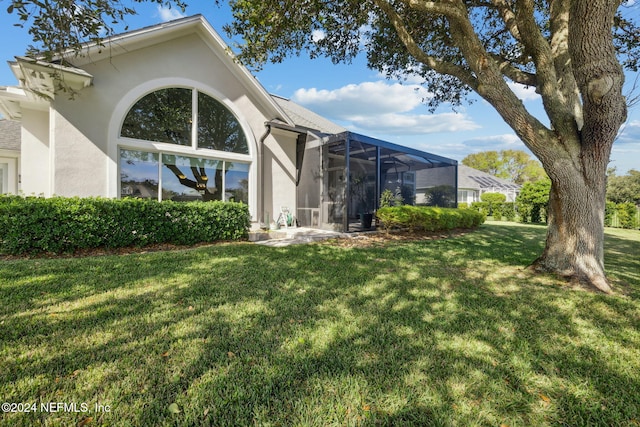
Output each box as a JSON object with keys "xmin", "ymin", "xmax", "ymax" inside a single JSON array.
[
  {"xmin": 616, "ymin": 202, "xmax": 639, "ymax": 229},
  {"xmin": 480, "ymin": 192, "xmax": 506, "ymax": 217},
  {"xmin": 492, "ymin": 202, "xmax": 504, "ymax": 220},
  {"xmin": 502, "ymin": 203, "xmax": 516, "ymax": 221},
  {"xmin": 376, "ymin": 205, "xmax": 485, "ymax": 233},
  {"xmin": 0, "ymin": 195, "xmax": 250, "ymax": 255},
  {"xmin": 517, "ymin": 179, "xmax": 551, "ymax": 223},
  {"xmin": 470, "ymin": 201, "xmax": 490, "ymax": 217},
  {"xmin": 605, "ymin": 201, "xmax": 617, "ymax": 227}
]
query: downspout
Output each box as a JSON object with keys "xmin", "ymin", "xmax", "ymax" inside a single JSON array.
[
  {"xmin": 259, "ymin": 123, "xmax": 272, "ymax": 227},
  {"xmin": 454, "ymin": 161, "xmax": 459, "ymax": 208}
]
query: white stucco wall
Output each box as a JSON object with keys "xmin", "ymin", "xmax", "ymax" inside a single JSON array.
[
  {"xmin": 20, "ymin": 108, "xmax": 50, "ymax": 196},
  {"xmin": 41, "ymin": 29, "xmax": 296, "ymax": 221},
  {"xmin": 50, "ymin": 107, "xmax": 107, "ymax": 197},
  {"xmin": 263, "ymin": 128, "xmax": 297, "ymax": 223}
]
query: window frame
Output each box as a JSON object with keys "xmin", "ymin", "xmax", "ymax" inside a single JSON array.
[{"xmin": 115, "ymin": 84, "xmax": 254, "ymax": 205}]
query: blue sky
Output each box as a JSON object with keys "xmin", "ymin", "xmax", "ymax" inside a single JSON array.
[{"xmin": 1, "ymin": 1, "xmax": 638, "ymax": 174}]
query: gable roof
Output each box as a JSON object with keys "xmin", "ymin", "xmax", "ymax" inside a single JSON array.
[
  {"xmin": 0, "ymin": 119, "xmax": 20, "ymax": 151},
  {"xmin": 458, "ymin": 164, "xmax": 521, "ymax": 190},
  {"xmin": 0, "ymin": 15, "xmax": 294, "ymax": 126}
]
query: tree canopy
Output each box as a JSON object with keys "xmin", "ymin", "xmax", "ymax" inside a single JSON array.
[
  {"xmin": 607, "ymin": 169, "xmax": 640, "ymax": 205},
  {"xmin": 462, "ymin": 150, "xmax": 546, "ymax": 184}
]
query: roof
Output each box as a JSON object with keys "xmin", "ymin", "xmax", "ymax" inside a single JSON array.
[
  {"xmin": 0, "ymin": 119, "xmax": 20, "ymax": 151},
  {"xmin": 458, "ymin": 164, "xmax": 521, "ymax": 190},
  {"xmin": 271, "ymin": 95, "xmax": 346, "ymax": 135},
  {"xmin": 0, "ymin": 15, "xmax": 294, "ymax": 126}
]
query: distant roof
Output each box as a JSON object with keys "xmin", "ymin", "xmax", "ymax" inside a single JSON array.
[
  {"xmin": 458, "ymin": 164, "xmax": 521, "ymax": 190},
  {"xmin": 0, "ymin": 119, "xmax": 20, "ymax": 151},
  {"xmin": 272, "ymin": 95, "xmax": 346, "ymax": 135}
]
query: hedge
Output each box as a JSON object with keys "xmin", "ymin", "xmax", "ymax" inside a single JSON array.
[
  {"xmin": 0, "ymin": 195, "xmax": 250, "ymax": 255},
  {"xmin": 376, "ymin": 205, "xmax": 485, "ymax": 233},
  {"xmin": 605, "ymin": 201, "xmax": 640, "ymax": 229}
]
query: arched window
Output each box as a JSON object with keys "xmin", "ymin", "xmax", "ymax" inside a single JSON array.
[
  {"xmin": 120, "ymin": 88, "xmax": 248, "ymax": 154},
  {"xmin": 119, "ymin": 87, "xmax": 250, "ymax": 203}
]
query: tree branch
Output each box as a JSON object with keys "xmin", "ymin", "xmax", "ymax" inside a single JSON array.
[
  {"xmin": 491, "ymin": 0, "xmax": 523, "ymax": 42},
  {"xmin": 489, "ymin": 53, "xmax": 537, "ymax": 85},
  {"xmin": 373, "ymin": 0, "xmax": 478, "ymax": 89}
]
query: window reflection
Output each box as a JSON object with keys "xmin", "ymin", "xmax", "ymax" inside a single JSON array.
[
  {"xmin": 162, "ymin": 154, "xmax": 223, "ymax": 202},
  {"xmin": 198, "ymin": 93, "xmax": 248, "ymax": 154},
  {"xmin": 120, "ymin": 150, "xmax": 159, "ymax": 199},
  {"xmin": 120, "ymin": 88, "xmax": 192, "ymax": 146},
  {"xmin": 225, "ymin": 162, "xmax": 249, "ymax": 204}
]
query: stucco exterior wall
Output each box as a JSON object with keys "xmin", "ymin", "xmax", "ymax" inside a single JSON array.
[
  {"xmin": 51, "ymin": 107, "xmax": 107, "ymax": 197},
  {"xmin": 20, "ymin": 108, "xmax": 50, "ymax": 196},
  {"xmin": 263, "ymin": 128, "xmax": 297, "ymax": 224},
  {"xmin": 43, "ymin": 30, "xmax": 296, "ymax": 221}
]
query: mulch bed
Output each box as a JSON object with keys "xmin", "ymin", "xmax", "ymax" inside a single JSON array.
[
  {"xmin": 323, "ymin": 228, "xmax": 474, "ymax": 248},
  {"xmin": 0, "ymin": 229, "xmax": 474, "ymax": 259}
]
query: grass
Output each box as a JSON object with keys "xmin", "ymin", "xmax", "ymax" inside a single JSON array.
[{"xmin": 0, "ymin": 223, "xmax": 639, "ymax": 426}]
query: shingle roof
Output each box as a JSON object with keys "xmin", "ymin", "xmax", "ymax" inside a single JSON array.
[
  {"xmin": 458, "ymin": 164, "xmax": 521, "ymax": 190},
  {"xmin": 271, "ymin": 95, "xmax": 346, "ymax": 135},
  {"xmin": 0, "ymin": 119, "xmax": 20, "ymax": 151}
]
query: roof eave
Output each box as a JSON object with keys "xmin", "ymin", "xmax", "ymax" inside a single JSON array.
[{"xmin": 11, "ymin": 56, "xmax": 93, "ymax": 100}]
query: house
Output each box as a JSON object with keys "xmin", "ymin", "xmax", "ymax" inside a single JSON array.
[
  {"xmin": 0, "ymin": 15, "xmax": 457, "ymax": 232},
  {"xmin": 456, "ymin": 164, "xmax": 521, "ymax": 203}
]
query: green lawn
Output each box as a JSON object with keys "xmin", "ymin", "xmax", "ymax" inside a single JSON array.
[{"xmin": 1, "ymin": 223, "xmax": 639, "ymax": 426}]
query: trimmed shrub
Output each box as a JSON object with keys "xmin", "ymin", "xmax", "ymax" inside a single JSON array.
[
  {"xmin": 0, "ymin": 195, "xmax": 250, "ymax": 255},
  {"xmin": 605, "ymin": 201, "xmax": 617, "ymax": 227},
  {"xmin": 502, "ymin": 202, "xmax": 517, "ymax": 221},
  {"xmin": 480, "ymin": 192, "xmax": 506, "ymax": 217},
  {"xmin": 470, "ymin": 201, "xmax": 490, "ymax": 217},
  {"xmin": 616, "ymin": 202, "xmax": 639, "ymax": 229},
  {"xmin": 376, "ymin": 205, "xmax": 485, "ymax": 233}
]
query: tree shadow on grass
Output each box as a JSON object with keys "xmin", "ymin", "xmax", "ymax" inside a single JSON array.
[{"xmin": 0, "ymin": 224, "xmax": 639, "ymax": 426}]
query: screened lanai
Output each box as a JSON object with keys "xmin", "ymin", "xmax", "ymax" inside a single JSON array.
[{"xmin": 296, "ymin": 131, "xmax": 458, "ymax": 232}]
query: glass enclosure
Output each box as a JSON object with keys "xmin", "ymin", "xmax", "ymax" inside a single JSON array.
[{"xmin": 296, "ymin": 132, "xmax": 458, "ymax": 232}]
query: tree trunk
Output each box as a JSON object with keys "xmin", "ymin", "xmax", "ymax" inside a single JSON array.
[{"xmin": 531, "ymin": 156, "xmax": 612, "ymax": 293}]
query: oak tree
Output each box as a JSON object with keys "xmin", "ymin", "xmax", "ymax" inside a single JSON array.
[{"xmin": 224, "ymin": 0, "xmax": 639, "ymax": 293}]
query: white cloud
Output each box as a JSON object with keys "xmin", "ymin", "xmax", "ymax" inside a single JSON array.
[
  {"xmin": 292, "ymin": 81, "xmax": 480, "ymax": 136},
  {"xmin": 292, "ymin": 81, "xmax": 431, "ymax": 116},
  {"xmin": 617, "ymin": 119, "xmax": 640, "ymax": 144},
  {"xmin": 157, "ymin": 6, "xmax": 185, "ymax": 22},
  {"xmin": 507, "ymin": 81, "xmax": 540, "ymax": 102},
  {"xmin": 465, "ymin": 134, "xmax": 522, "ymax": 146},
  {"xmin": 311, "ymin": 30, "xmax": 326, "ymax": 43},
  {"xmin": 346, "ymin": 112, "xmax": 479, "ymax": 135}
]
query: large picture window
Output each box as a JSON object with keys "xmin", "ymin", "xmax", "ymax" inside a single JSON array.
[
  {"xmin": 120, "ymin": 149, "xmax": 248, "ymax": 204},
  {"xmin": 120, "ymin": 87, "xmax": 249, "ymax": 155},
  {"xmin": 119, "ymin": 87, "xmax": 251, "ymax": 204}
]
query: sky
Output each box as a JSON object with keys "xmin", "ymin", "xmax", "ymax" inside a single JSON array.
[{"xmin": 1, "ymin": 2, "xmax": 639, "ymax": 174}]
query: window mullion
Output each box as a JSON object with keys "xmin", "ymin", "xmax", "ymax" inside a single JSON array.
[
  {"xmin": 158, "ymin": 153, "xmax": 163, "ymax": 202},
  {"xmin": 192, "ymin": 89, "xmax": 198, "ymax": 149},
  {"xmin": 222, "ymin": 161, "xmax": 226, "ymax": 202}
]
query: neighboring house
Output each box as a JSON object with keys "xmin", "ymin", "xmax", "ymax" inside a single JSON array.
[
  {"xmin": 0, "ymin": 119, "xmax": 20, "ymax": 194},
  {"xmin": 0, "ymin": 15, "xmax": 457, "ymax": 231},
  {"xmin": 456, "ymin": 164, "xmax": 521, "ymax": 203}
]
